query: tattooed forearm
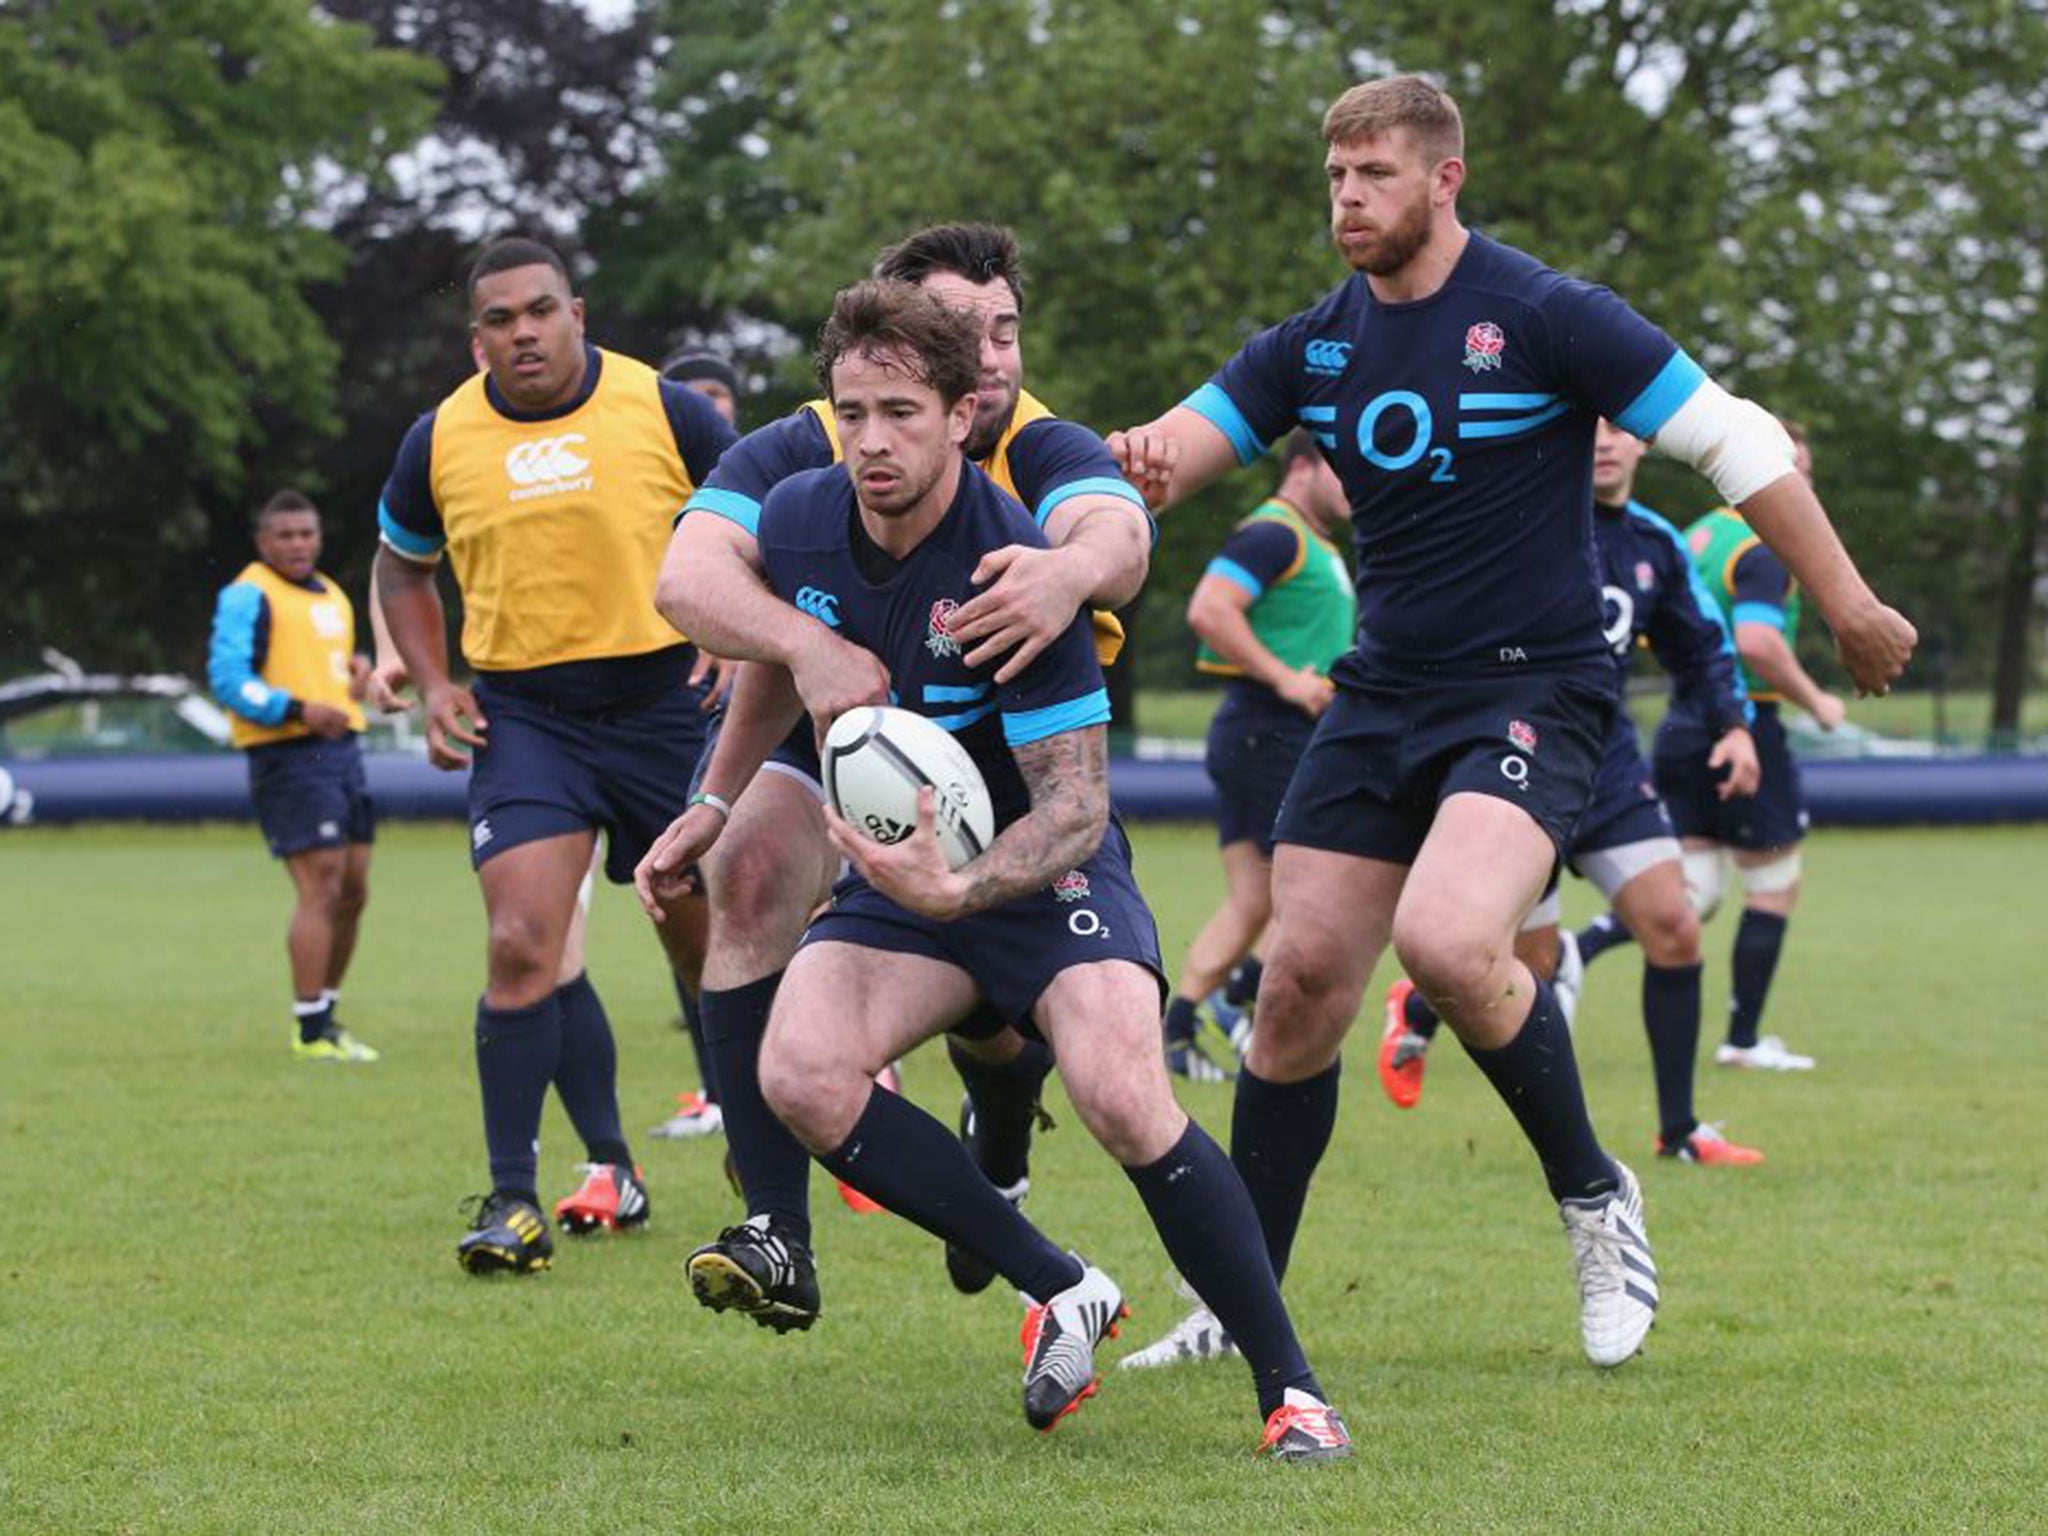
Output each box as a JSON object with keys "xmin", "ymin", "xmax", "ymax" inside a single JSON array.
[{"xmin": 954, "ymin": 725, "xmax": 1109, "ymax": 915}]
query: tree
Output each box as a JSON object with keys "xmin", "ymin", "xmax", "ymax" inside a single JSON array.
[
  {"xmin": 0, "ymin": 0, "xmax": 436, "ymax": 668},
  {"xmin": 1724, "ymin": 0, "xmax": 2048, "ymax": 733}
]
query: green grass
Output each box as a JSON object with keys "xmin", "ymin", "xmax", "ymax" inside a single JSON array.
[
  {"xmin": 1132, "ymin": 685, "xmax": 2048, "ymax": 748},
  {"xmin": 3, "ymin": 821, "xmax": 2045, "ymax": 1533}
]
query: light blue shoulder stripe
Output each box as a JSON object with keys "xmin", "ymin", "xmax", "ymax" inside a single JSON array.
[
  {"xmin": 377, "ymin": 499, "xmax": 444, "ymax": 560},
  {"xmin": 1614, "ymin": 350, "xmax": 1707, "ymax": 439},
  {"xmin": 1035, "ymin": 475, "xmax": 1148, "ymax": 526},
  {"xmin": 1182, "ymin": 382, "xmax": 1266, "ymax": 466},
  {"xmin": 1002, "ymin": 688, "xmax": 1111, "ymax": 747},
  {"xmin": 1205, "ymin": 557, "xmax": 1265, "ymax": 599},
  {"xmin": 683, "ymin": 485, "xmax": 763, "ymax": 537},
  {"xmin": 207, "ymin": 583, "xmax": 288, "ymax": 726}
]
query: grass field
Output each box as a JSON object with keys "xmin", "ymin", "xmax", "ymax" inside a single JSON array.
[
  {"xmin": 1131, "ymin": 686, "xmax": 2048, "ymax": 749},
  {"xmin": 3, "ymin": 821, "xmax": 2044, "ymax": 1533}
]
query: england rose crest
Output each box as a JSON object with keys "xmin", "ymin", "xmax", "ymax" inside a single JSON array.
[
  {"xmin": 1463, "ymin": 321, "xmax": 1506, "ymax": 372},
  {"xmin": 925, "ymin": 598, "xmax": 961, "ymax": 658},
  {"xmin": 1051, "ymin": 869, "xmax": 1091, "ymax": 902},
  {"xmin": 1507, "ymin": 719, "xmax": 1539, "ymax": 753}
]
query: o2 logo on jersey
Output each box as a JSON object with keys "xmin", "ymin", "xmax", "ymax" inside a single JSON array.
[
  {"xmin": 1356, "ymin": 390, "xmax": 1457, "ymax": 484},
  {"xmin": 1601, "ymin": 584, "xmax": 1636, "ymax": 656}
]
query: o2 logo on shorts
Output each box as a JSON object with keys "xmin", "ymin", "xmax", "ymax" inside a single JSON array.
[
  {"xmin": 1067, "ymin": 908, "xmax": 1111, "ymax": 939},
  {"xmin": 1500, "ymin": 754, "xmax": 1531, "ymax": 792}
]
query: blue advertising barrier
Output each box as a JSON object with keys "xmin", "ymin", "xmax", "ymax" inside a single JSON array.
[{"xmin": 6, "ymin": 749, "xmax": 2047, "ymax": 829}]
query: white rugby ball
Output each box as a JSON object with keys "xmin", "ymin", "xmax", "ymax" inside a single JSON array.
[{"xmin": 823, "ymin": 705, "xmax": 996, "ymax": 871}]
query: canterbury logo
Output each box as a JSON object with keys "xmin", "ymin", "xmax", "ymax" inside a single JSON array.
[
  {"xmin": 794, "ymin": 586, "xmax": 841, "ymax": 627},
  {"xmin": 504, "ymin": 434, "xmax": 590, "ymax": 486},
  {"xmin": 1304, "ymin": 338, "xmax": 1352, "ymax": 376}
]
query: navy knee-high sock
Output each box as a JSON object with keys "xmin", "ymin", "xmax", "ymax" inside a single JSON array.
[
  {"xmin": 1728, "ymin": 910, "xmax": 1789, "ymax": 1048},
  {"xmin": 1461, "ymin": 976, "xmax": 1618, "ymax": 1203},
  {"xmin": 701, "ymin": 973, "xmax": 811, "ymax": 1243},
  {"xmin": 819, "ymin": 1084, "xmax": 1081, "ymax": 1302},
  {"xmin": 1127, "ymin": 1120, "xmax": 1320, "ymax": 1417},
  {"xmin": 1643, "ymin": 961, "xmax": 1703, "ymax": 1146},
  {"xmin": 475, "ymin": 993, "xmax": 562, "ymax": 1205},
  {"xmin": 1403, "ymin": 984, "xmax": 1444, "ymax": 1042},
  {"xmin": 946, "ymin": 1035, "xmax": 1054, "ymax": 1190},
  {"xmin": 674, "ymin": 972, "xmax": 716, "ymax": 1102},
  {"xmin": 1162, "ymin": 995, "xmax": 1201, "ymax": 1045},
  {"xmin": 1229, "ymin": 1060, "xmax": 1341, "ymax": 1283},
  {"xmin": 554, "ymin": 973, "xmax": 631, "ymax": 1167},
  {"xmin": 1575, "ymin": 911, "xmax": 1636, "ymax": 967}
]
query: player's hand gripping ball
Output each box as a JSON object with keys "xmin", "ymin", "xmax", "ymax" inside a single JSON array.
[{"xmin": 823, "ymin": 705, "xmax": 996, "ymax": 872}]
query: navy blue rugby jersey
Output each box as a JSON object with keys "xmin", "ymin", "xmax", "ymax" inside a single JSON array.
[
  {"xmin": 1597, "ymin": 499, "xmax": 1750, "ymax": 739},
  {"xmin": 753, "ymin": 462, "xmax": 1111, "ymax": 831},
  {"xmin": 1186, "ymin": 232, "xmax": 1707, "ymax": 680}
]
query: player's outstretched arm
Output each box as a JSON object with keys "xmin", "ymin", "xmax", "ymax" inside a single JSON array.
[
  {"xmin": 657, "ymin": 511, "xmax": 890, "ymax": 731},
  {"xmin": 1735, "ymin": 475, "xmax": 1914, "ymax": 695},
  {"xmin": 955, "ymin": 497, "xmax": 1152, "ymax": 683},
  {"xmin": 654, "ymin": 513, "xmax": 787, "ymax": 663},
  {"xmin": 1107, "ymin": 406, "xmax": 1241, "ymax": 513},
  {"xmin": 633, "ymin": 661, "xmax": 805, "ymax": 918},
  {"xmin": 1651, "ymin": 380, "xmax": 1914, "ymax": 694},
  {"xmin": 374, "ymin": 545, "xmax": 484, "ymax": 769}
]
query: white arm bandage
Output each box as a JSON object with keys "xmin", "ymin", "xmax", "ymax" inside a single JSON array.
[{"xmin": 1649, "ymin": 378, "xmax": 1798, "ymax": 506}]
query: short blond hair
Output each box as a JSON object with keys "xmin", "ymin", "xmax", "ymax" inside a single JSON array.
[{"xmin": 1322, "ymin": 74, "xmax": 1464, "ymax": 166}]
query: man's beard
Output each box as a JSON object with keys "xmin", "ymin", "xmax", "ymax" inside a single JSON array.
[
  {"xmin": 1341, "ymin": 192, "xmax": 1431, "ymax": 276},
  {"xmin": 964, "ymin": 385, "xmax": 1018, "ymax": 462}
]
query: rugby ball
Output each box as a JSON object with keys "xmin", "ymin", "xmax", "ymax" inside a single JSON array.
[{"xmin": 823, "ymin": 705, "xmax": 996, "ymax": 871}]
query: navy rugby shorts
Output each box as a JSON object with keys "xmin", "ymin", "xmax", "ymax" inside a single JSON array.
[
  {"xmin": 1273, "ymin": 664, "xmax": 1614, "ymax": 865},
  {"xmin": 1205, "ymin": 686, "xmax": 1315, "ymax": 856},
  {"xmin": 467, "ymin": 673, "xmax": 710, "ymax": 882},
  {"xmin": 1654, "ymin": 701, "xmax": 1806, "ymax": 849},
  {"xmin": 799, "ymin": 820, "xmax": 1165, "ymax": 1036},
  {"xmin": 248, "ymin": 734, "xmax": 374, "ymax": 858}
]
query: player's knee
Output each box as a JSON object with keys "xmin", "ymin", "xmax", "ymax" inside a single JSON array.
[
  {"xmin": 1241, "ymin": 952, "xmax": 1347, "ymax": 1076},
  {"xmin": 707, "ymin": 827, "xmax": 818, "ymax": 946},
  {"xmin": 334, "ymin": 874, "xmax": 369, "ymax": 919},
  {"xmin": 1391, "ymin": 919, "xmax": 1498, "ymax": 1008},
  {"xmin": 1065, "ymin": 1072, "xmax": 1174, "ymax": 1167},
  {"xmin": 758, "ymin": 1049, "xmax": 850, "ymax": 1151},
  {"xmin": 485, "ymin": 910, "xmax": 558, "ymax": 992},
  {"xmin": 1631, "ymin": 900, "xmax": 1700, "ymax": 966}
]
